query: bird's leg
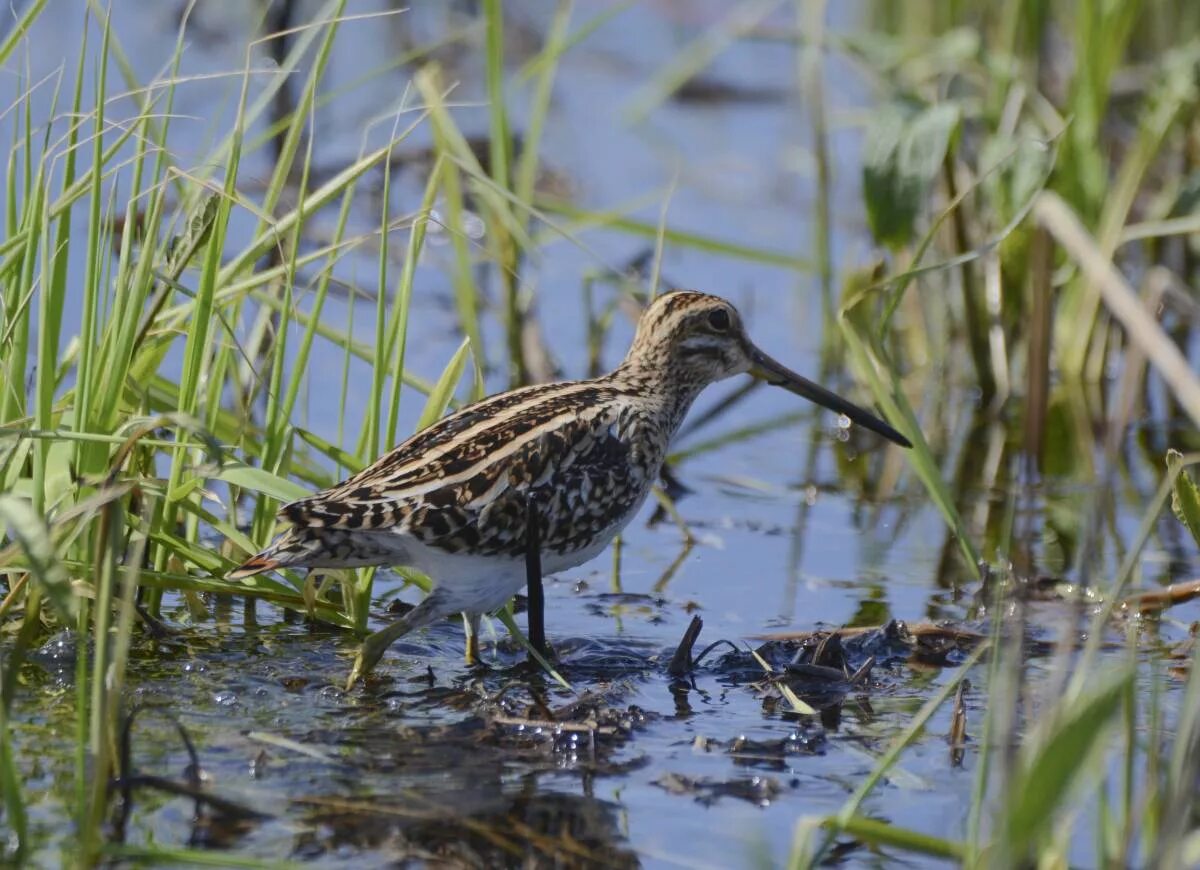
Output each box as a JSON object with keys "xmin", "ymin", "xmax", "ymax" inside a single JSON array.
[
  {"xmin": 524, "ymin": 494, "xmax": 548, "ymax": 659},
  {"xmin": 346, "ymin": 590, "xmax": 448, "ymax": 688},
  {"xmin": 463, "ymin": 612, "xmax": 482, "ymax": 665}
]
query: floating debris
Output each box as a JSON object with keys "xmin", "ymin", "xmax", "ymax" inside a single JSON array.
[{"xmin": 654, "ymin": 771, "xmax": 785, "ymax": 807}]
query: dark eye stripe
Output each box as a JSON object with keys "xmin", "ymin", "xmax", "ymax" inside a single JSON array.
[{"xmin": 682, "ymin": 345, "xmax": 726, "ymax": 362}]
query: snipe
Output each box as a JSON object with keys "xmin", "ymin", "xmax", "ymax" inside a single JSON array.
[{"xmin": 230, "ymin": 291, "xmax": 911, "ymax": 682}]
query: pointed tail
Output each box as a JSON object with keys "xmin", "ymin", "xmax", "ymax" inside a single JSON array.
[
  {"xmin": 228, "ymin": 552, "xmax": 283, "ymax": 580},
  {"xmin": 228, "ymin": 526, "xmax": 311, "ymax": 580}
]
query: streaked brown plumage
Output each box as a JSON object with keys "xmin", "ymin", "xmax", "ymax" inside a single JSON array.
[{"xmin": 230, "ymin": 291, "xmax": 911, "ymax": 681}]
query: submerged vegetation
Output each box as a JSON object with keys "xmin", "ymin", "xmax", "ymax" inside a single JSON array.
[{"xmin": 0, "ymin": 0, "xmax": 1199, "ymax": 866}]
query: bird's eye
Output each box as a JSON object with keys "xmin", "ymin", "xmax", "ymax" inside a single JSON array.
[{"xmin": 707, "ymin": 309, "xmax": 731, "ymax": 332}]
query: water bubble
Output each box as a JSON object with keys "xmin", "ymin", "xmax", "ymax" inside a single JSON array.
[{"xmin": 460, "ymin": 210, "xmax": 485, "ymax": 240}]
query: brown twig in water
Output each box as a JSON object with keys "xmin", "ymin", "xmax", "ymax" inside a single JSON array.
[
  {"xmin": 948, "ymin": 679, "xmax": 969, "ymax": 767},
  {"xmin": 1119, "ymin": 578, "xmax": 1200, "ymax": 614},
  {"xmin": 668, "ymin": 615, "xmax": 703, "ymax": 677},
  {"xmin": 111, "ymin": 705, "xmax": 270, "ymax": 843}
]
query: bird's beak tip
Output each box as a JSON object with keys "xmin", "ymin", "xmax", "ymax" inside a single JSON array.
[{"xmin": 748, "ymin": 347, "xmax": 914, "ymax": 449}]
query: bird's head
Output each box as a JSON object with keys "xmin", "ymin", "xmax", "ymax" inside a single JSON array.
[{"xmin": 623, "ymin": 290, "xmax": 911, "ymax": 447}]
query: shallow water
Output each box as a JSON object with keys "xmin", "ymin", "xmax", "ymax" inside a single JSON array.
[{"xmin": 5, "ymin": 1, "xmax": 1199, "ymax": 866}]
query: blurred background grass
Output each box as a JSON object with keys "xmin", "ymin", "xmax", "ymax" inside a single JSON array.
[{"xmin": 1, "ymin": 0, "xmax": 1199, "ymax": 866}]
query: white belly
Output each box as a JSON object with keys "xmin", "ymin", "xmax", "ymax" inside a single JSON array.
[{"xmin": 381, "ymin": 486, "xmax": 650, "ymax": 615}]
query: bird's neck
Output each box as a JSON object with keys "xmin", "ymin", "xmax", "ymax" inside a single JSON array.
[{"xmin": 606, "ymin": 356, "xmax": 707, "ymax": 436}]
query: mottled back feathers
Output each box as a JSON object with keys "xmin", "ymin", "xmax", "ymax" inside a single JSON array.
[
  {"xmin": 235, "ymin": 291, "xmax": 760, "ymax": 577},
  {"xmin": 277, "ymin": 382, "xmax": 665, "ymax": 560}
]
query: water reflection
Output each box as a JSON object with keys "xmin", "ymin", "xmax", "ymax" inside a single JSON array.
[
  {"xmin": 4, "ymin": 1, "xmax": 1199, "ymax": 867},
  {"xmin": 295, "ymin": 789, "xmax": 639, "ymax": 867}
]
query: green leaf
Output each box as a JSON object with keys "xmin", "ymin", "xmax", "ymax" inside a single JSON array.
[
  {"xmin": 294, "ymin": 428, "xmax": 364, "ymax": 477},
  {"xmin": 1167, "ymin": 449, "xmax": 1200, "ymax": 548},
  {"xmin": 826, "ymin": 815, "xmax": 965, "ymax": 861},
  {"xmin": 212, "ymin": 464, "xmax": 309, "ymax": 503},
  {"xmin": 0, "ymin": 494, "xmax": 77, "ymax": 624},
  {"xmin": 838, "ymin": 265, "xmax": 982, "ymax": 578},
  {"xmin": 1, "ymin": 438, "xmax": 33, "ymax": 495},
  {"xmin": 166, "ymin": 477, "xmax": 205, "ymax": 504},
  {"xmin": 416, "ymin": 338, "xmax": 471, "ymax": 431},
  {"xmin": 0, "ymin": 721, "xmax": 27, "ymax": 861},
  {"xmin": 1002, "ymin": 671, "xmax": 1131, "ymax": 855},
  {"xmin": 535, "ymin": 196, "xmax": 816, "ymax": 272},
  {"xmin": 863, "ymin": 102, "xmax": 960, "ymax": 248},
  {"xmin": 42, "ymin": 435, "xmax": 75, "ymax": 513}
]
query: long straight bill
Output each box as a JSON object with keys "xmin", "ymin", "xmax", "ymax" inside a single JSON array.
[{"xmin": 749, "ymin": 348, "xmax": 913, "ymax": 448}]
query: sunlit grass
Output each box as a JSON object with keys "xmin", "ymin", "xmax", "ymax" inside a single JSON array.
[
  {"xmin": 0, "ymin": 3, "xmax": 464, "ymax": 859},
  {"xmin": 1, "ymin": 0, "xmax": 1199, "ymax": 865},
  {"xmin": 0, "ymin": 0, "xmax": 614, "ymax": 857},
  {"xmin": 784, "ymin": 1, "xmax": 1200, "ymax": 865}
]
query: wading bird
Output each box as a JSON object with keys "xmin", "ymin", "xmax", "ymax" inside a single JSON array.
[{"xmin": 230, "ymin": 291, "xmax": 911, "ymax": 683}]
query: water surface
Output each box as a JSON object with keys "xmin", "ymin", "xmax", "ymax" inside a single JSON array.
[{"xmin": 4, "ymin": 2, "xmax": 1196, "ymax": 866}]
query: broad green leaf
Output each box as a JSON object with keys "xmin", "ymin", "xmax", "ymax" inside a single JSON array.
[
  {"xmin": 1002, "ymin": 671, "xmax": 1131, "ymax": 855},
  {"xmin": 212, "ymin": 463, "xmax": 309, "ymax": 503},
  {"xmin": 863, "ymin": 102, "xmax": 961, "ymax": 248},
  {"xmin": 1167, "ymin": 449, "xmax": 1200, "ymax": 548},
  {"xmin": 416, "ymin": 338, "xmax": 471, "ymax": 431},
  {"xmin": 0, "ymin": 494, "xmax": 76, "ymax": 624}
]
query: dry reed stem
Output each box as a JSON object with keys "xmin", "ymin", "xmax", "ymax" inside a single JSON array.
[{"xmin": 1034, "ymin": 191, "xmax": 1200, "ymax": 427}]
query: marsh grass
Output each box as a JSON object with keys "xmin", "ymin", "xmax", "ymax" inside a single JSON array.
[
  {"xmin": 1, "ymin": 0, "xmax": 1199, "ymax": 866},
  {"xmin": 0, "ymin": 0, "xmax": 635, "ymax": 857},
  {"xmin": 0, "ymin": 2, "xmax": 516, "ymax": 860},
  {"xmin": 782, "ymin": 1, "xmax": 1200, "ymax": 865}
]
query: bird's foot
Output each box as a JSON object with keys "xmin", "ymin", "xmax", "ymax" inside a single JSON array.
[
  {"xmin": 345, "ymin": 647, "xmax": 371, "ymax": 691},
  {"xmin": 464, "ymin": 638, "xmax": 483, "ymax": 668},
  {"xmin": 346, "ymin": 594, "xmax": 449, "ymax": 689},
  {"xmin": 346, "ymin": 625, "xmax": 400, "ymax": 689},
  {"xmin": 462, "ymin": 612, "xmax": 483, "ymax": 668}
]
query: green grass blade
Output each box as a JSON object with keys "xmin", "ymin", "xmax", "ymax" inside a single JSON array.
[
  {"xmin": 0, "ymin": 494, "xmax": 76, "ymax": 624},
  {"xmin": 417, "ymin": 338, "xmax": 472, "ymax": 431},
  {"xmin": 384, "ymin": 157, "xmax": 441, "ymax": 450},
  {"xmin": 0, "ymin": 716, "xmax": 26, "ymax": 862},
  {"xmin": 537, "ymin": 196, "xmax": 816, "ymax": 271},
  {"xmin": 0, "ymin": 0, "xmax": 47, "ymax": 66},
  {"xmin": 1000, "ymin": 671, "xmax": 1132, "ymax": 862},
  {"xmin": 798, "ymin": 640, "xmax": 989, "ymax": 867},
  {"xmin": 839, "ymin": 271, "xmax": 982, "ymax": 578},
  {"xmin": 213, "ymin": 464, "xmax": 310, "ymax": 504},
  {"xmin": 824, "ymin": 815, "xmax": 964, "ymax": 861},
  {"xmin": 1167, "ymin": 449, "xmax": 1200, "ymax": 548}
]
